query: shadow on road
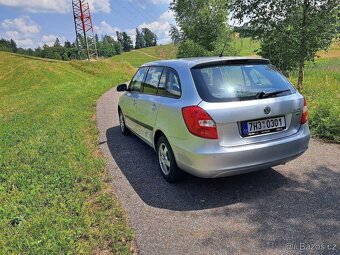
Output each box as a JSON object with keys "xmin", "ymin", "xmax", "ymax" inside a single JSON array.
[
  {"xmin": 106, "ymin": 126, "xmax": 291, "ymax": 211},
  {"xmin": 106, "ymin": 125, "xmax": 340, "ymax": 252}
]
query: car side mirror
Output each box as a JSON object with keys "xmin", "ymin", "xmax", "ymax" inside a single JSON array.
[{"xmin": 117, "ymin": 84, "xmax": 127, "ymax": 92}]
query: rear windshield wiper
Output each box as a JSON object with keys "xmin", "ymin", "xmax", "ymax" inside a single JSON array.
[{"xmin": 256, "ymin": 89, "xmax": 291, "ymax": 99}]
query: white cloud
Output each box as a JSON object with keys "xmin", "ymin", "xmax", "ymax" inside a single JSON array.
[
  {"xmin": 94, "ymin": 10, "xmax": 175, "ymax": 45},
  {"xmin": 132, "ymin": 0, "xmax": 170, "ymax": 3},
  {"xmin": 94, "ymin": 21, "xmax": 120, "ymax": 38},
  {"xmin": 159, "ymin": 10, "xmax": 175, "ymax": 21},
  {"xmin": 148, "ymin": 0, "xmax": 171, "ymax": 4},
  {"xmin": 2, "ymin": 16, "xmax": 40, "ymax": 34},
  {"xmin": 1, "ymin": 16, "xmax": 41, "ymax": 48},
  {"xmin": 0, "ymin": 0, "xmax": 111, "ymax": 13},
  {"xmin": 137, "ymin": 10, "xmax": 175, "ymax": 44},
  {"xmin": 15, "ymin": 38, "xmax": 34, "ymax": 48},
  {"xmin": 128, "ymin": 0, "xmax": 170, "ymax": 9},
  {"xmin": 0, "ymin": 0, "xmax": 69, "ymax": 13},
  {"xmin": 88, "ymin": 0, "xmax": 111, "ymax": 14},
  {"xmin": 41, "ymin": 34, "xmax": 66, "ymax": 46},
  {"xmin": 5, "ymin": 30, "xmax": 20, "ymax": 39}
]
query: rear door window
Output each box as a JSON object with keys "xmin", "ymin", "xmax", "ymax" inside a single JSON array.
[
  {"xmin": 157, "ymin": 67, "xmax": 181, "ymax": 98},
  {"xmin": 142, "ymin": 67, "xmax": 163, "ymax": 95},
  {"xmin": 130, "ymin": 67, "xmax": 148, "ymax": 92}
]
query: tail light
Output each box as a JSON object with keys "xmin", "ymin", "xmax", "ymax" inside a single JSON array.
[
  {"xmin": 182, "ymin": 106, "xmax": 218, "ymax": 139},
  {"xmin": 301, "ymin": 98, "xmax": 308, "ymax": 124}
]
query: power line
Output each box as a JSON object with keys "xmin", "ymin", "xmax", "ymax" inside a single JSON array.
[{"xmin": 125, "ymin": 1, "xmax": 160, "ymax": 25}]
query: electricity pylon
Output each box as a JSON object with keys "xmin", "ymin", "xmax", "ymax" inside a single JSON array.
[{"xmin": 72, "ymin": 0, "xmax": 98, "ymax": 60}]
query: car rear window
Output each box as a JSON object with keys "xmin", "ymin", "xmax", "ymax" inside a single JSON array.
[{"xmin": 191, "ymin": 64, "xmax": 295, "ymax": 102}]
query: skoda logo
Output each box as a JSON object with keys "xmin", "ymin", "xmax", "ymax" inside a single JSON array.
[{"xmin": 264, "ymin": 106, "xmax": 271, "ymax": 115}]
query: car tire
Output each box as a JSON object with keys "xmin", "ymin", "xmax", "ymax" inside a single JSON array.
[
  {"xmin": 157, "ymin": 136, "xmax": 182, "ymax": 182},
  {"xmin": 118, "ymin": 109, "xmax": 130, "ymax": 135}
]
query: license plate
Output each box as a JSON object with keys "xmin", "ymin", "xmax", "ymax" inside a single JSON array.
[{"xmin": 242, "ymin": 116, "xmax": 286, "ymax": 136}]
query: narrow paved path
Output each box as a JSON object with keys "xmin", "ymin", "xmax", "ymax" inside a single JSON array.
[
  {"xmin": 133, "ymin": 50, "xmax": 161, "ymax": 60},
  {"xmin": 96, "ymin": 88, "xmax": 340, "ymax": 255}
]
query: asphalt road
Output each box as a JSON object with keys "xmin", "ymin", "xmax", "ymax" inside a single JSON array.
[{"xmin": 96, "ymin": 88, "xmax": 340, "ymax": 255}]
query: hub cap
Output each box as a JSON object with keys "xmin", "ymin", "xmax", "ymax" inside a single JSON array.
[{"xmin": 158, "ymin": 143, "xmax": 171, "ymax": 175}]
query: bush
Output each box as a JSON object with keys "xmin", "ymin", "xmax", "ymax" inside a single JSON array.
[
  {"xmin": 177, "ymin": 39, "xmax": 239, "ymax": 58},
  {"xmin": 290, "ymin": 58, "xmax": 339, "ymax": 143},
  {"xmin": 177, "ymin": 40, "xmax": 213, "ymax": 58},
  {"xmin": 309, "ymin": 101, "xmax": 340, "ymax": 142}
]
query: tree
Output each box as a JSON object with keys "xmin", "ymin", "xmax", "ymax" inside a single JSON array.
[
  {"xmin": 135, "ymin": 28, "xmax": 144, "ymax": 49},
  {"xmin": 153, "ymin": 35, "xmax": 157, "ymax": 46},
  {"xmin": 95, "ymin": 34, "xmax": 99, "ymax": 45},
  {"xmin": 122, "ymin": 32, "xmax": 133, "ymax": 51},
  {"xmin": 34, "ymin": 46, "xmax": 42, "ymax": 57},
  {"xmin": 64, "ymin": 41, "xmax": 72, "ymax": 49},
  {"xmin": 230, "ymin": 0, "xmax": 338, "ymax": 91},
  {"xmin": 177, "ymin": 39, "xmax": 212, "ymax": 57},
  {"xmin": 116, "ymin": 31, "xmax": 123, "ymax": 45},
  {"xmin": 0, "ymin": 32, "xmax": 128, "ymax": 61},
  {"xmin": 142, "ymin": 28, "xmax": 157, "ymax": 47},
  {"xmin": 54, "ymin": 38, "xmax": 61, "ymax": 47},
  {"xmin": 10, "ymin": 39, "xmax": 17, "ymax": 53},
  {"xmin": 117, "ymin": 32, "xmax": 133, "ymax": 52},
  {"xmin": 113, "ymin": 40, "xmax": 123, "ymax": 55},
  {"xmin": 170, "ymin": 0, "xmax": 232, "ymax": 56},
  {"xmin": 0, "ymin": 38, "xmax": 17, "ymax": 53},
  {"xmin": 99, "ymin": 35, "xmax": 121, "ymax": 57},
  {"xmin": 62, "ymin": 52, "xmax": 69, "ymax": 61},
  {"xmin": 169, "ymin": 25, "xmax": 184, "ymax": 45}
]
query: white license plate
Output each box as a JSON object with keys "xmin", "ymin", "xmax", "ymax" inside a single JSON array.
[{"xmin": 242, "ymin": 116, "xmax": 286, "ymax": 136}]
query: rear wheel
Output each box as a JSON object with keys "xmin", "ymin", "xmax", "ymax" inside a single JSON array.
[
  {"xmin": 118, "ymin": 110, "xmax": 130, "ymax": 135},
  {"xmin": 157, "ymin": 136, "xmax": 182, "ymax": 182}
]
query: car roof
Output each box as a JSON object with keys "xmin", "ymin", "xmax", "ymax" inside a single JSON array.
[{"xmin": 141, "ymin": 56, "xmax": 270, "ymax": 69}]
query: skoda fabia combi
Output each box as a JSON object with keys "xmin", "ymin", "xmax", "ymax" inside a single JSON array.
[{"xmin": 117, "ymin": 57, "xmax": 310, "ymax": 182}]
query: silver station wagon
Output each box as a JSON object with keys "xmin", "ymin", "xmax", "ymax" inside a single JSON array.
[{"xmin": 117, "ymin": 57, "xmax": 310, "ymax": 182}]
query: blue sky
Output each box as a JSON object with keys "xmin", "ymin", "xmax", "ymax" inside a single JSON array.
[{"xmin": 0, "ymin": 0, "xmax": 174, "ymax": 48}]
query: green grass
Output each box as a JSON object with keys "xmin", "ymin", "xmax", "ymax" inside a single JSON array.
[
  {"xmin": 135, "ymin": 44, "xmax": 178, "ymax": 59},
  {"xmin": 290, "ymin": 58, "xmax": 340, "ymax": 142},
  {"xmin": 111, "ymin": 39, "xmax": 260, "ymax": 68},
  {"xmin": 112, "ymin": 44, "xmax": 177, "ymax": 67},
  {"xmin": 232, "ymin": 37, "xmax": 261, "ymax": 56},
  {"xmin": 318, "ymin": 41, "xmax": 340, "ymax": 58},
  {"xmin": 0, "ymin": 52, "xmax": 136, "ymax": 254}
]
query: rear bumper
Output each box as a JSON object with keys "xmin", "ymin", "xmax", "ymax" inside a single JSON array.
[{"xmin": 171, "ymin": 124, "xmax": 310, "ymax": 178}]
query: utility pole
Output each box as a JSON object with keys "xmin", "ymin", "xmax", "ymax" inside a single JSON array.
[{"xmin": 72, "ymin": 0, "xmax": 98, "ymax": 60}]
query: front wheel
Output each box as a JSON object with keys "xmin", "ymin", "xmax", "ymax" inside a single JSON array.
[
  {"xmin": 157, "ymin": 136, "xmax": 182, "ymax": 182},
  {"xmin": 118, "ymin": 110, "xmax": 130, "ymax": 135}
]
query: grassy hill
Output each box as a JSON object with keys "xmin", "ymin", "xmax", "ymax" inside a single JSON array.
[
  {"xmin": 112, "ymin": 44, "xmax": 177, "ymax": 67},
  {"xmin": 0, "ymin": 52, "xmax": 135, "ymax": 254},
  {"xmin": 110, "ymin": 38, "xmax": 262, "ymax": 68},
  {"xmin": 111, "ymin": 40, "xmax": 260, "ymax": 68},
  {"xmin": 113, "ymin": 39, "xmax": 338, "ymax": 68}
]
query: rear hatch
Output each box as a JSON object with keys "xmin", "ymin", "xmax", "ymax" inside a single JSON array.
[{"xmin": 191, "ymin": 59, "xmax": 304, "ymax": 147}]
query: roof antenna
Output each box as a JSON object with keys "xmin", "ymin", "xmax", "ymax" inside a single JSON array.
[
  {"xmin": 219, "ymin": 41, "xmax": 227, "ymax": 57},
  {"xmin": 220, "ymin": 20, "xmax": 236, "ymax": 57}
]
